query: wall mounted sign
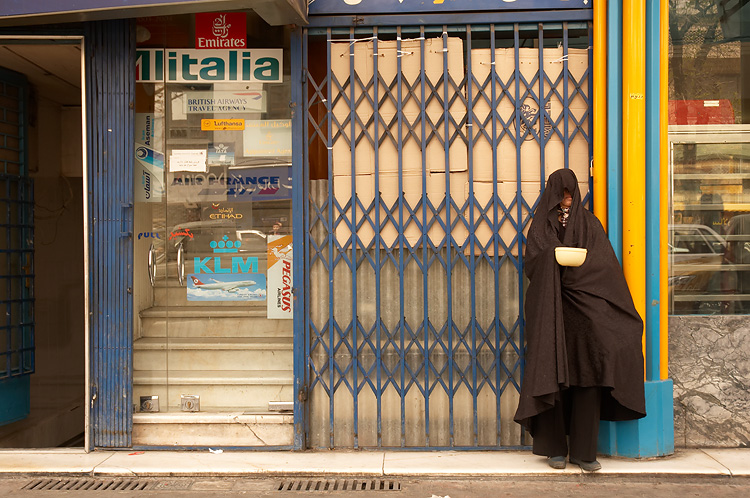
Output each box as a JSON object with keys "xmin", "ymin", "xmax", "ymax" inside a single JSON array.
[
  {"xmin": 243, "ymin": 119, "xmax": 292, "ymax": 157},
  {"xmin": 267, "ymin": 234, "xmax": 293, "ymax": 319},
  {"xmin": 184, "ymin": 90, "xmax": 266, "ymax": 114},
  {"xmin": 195, "ymin": 12, "xmax": 247, "ymax": 49},
  {"xmin": 136, "ymin": 49, "xmax": 283, "ymax": 83}
]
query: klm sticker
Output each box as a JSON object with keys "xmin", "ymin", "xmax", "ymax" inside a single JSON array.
[
  {"xmin": 194, "ymin": 235, "xmax": 259, "ymax": 274},
  {"xmin": 136, "ymin": 49, "xmax": 283, "ymax": 83}
]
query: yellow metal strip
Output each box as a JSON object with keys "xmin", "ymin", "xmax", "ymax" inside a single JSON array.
[
  {"xmin": 593, "ymin": 0, "xmax": 608, "ymax": 230},
  {"xmin": 622, "ymin": 0, "xmax": 647, "ymax": 367},
  {"xmin": 659, "ymin": 0, "xmax": 669, "ymax": 380}
]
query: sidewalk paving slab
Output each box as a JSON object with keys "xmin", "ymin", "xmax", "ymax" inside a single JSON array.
[
  {"xmin": 702, "ymin": 449, "xmax": 750, "ymax": 476},
  {"xmin": 0, "ymin": 448, "xmax": 748, "ymax": 477},
  {"xmin": 93, "ymin": 450, "xmax": 385, "ymax": 477},
  {"xmin": 382, "ymin": 451, "xmax": 583, "ymax": 475},
  {"xmin": 0, "ymin": 449, "xmax": 115, "ymax": 474}
]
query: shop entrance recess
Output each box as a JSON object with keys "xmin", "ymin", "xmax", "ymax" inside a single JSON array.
[
  {"xmin": 302, "ymin": 20, "xmax": 593, "ymax": 448},
  {"xmin": 0, "ymin": 67, "xmax": 33, "ymax": 427},
  {"xmin": 131, "ymin": 17, "xmax": 295, "ymax": 447}
]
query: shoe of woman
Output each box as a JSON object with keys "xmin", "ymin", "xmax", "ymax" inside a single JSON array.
[
  {"xmin": 569, "ymin": 457, "xmax": 601, "ymax": 471},
  {"xmin": 547, "ymin": 456, "xmax": 567, "ymax": 469}
]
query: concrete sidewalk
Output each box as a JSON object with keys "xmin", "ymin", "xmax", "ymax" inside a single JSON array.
[{"xmin": 0, "ymin": 448, "xmax": 748, "ymax": 477}]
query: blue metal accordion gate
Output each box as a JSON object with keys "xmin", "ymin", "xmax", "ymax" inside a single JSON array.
[{"xmin": 302, "ymin": 19, "xmax": 593, "ymax": 449}]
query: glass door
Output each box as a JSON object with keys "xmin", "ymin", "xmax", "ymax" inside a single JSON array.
[{"xmin": 131, "ymin": 14, "xmax": 294, "ymax": 445}]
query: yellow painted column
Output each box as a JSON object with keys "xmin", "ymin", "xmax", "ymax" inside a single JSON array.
[
  {"xmin": 593, "ymin": 0, "xmax": 608, "ymax": 229},
  {"xmin": 659, "ymin": 0, "xmax": 669, "ymax": 380},
  {"xmin": 622, "ymin": 0, "xmax": 647, "ymax": 363}
]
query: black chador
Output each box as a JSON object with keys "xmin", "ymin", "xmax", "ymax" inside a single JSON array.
[{"xmin": 514, "ymin": 168, "xmax": 646, "ymax": 458}]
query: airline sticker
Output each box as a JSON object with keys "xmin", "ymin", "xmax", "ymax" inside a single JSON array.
[
  {"xmin": 135, "ymin": 113, "xmax": 164, "ymax": 203},
  {"xmin": 195, "ymin": 12, "xmax": 247, "ymax": 49},
  {"xmin": 185, "ymin": 90, "xmax": 265, "ymax": 113},
  {"xmin": 207, "ymin": 143, "xmax": 235, "ymax": 166},
  {"xmin": 243, "ymin": 120, "xmax": 292, "ymax": 157},
  {"xmin": 201, "ymin": 119, "xmax": 245, "ymax": 131},
  {"xmin": 267, "ymin": 234, "xmax": 293, "ymax": 319},
  {"xmin": 187, "ymin": 273, "xmax": 266, "ymax": 301},
  {"xmin": 135, "ymin": 48, "xmax": 282, "ymax": 83}
]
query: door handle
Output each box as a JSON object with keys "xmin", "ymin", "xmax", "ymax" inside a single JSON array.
[
  {"xmin": 177, "ymin": 242, "xmax": 185, "ymax": 287},
  {"xmin": 147, "ymin": 243, "xmax": 156, "ymax": 287}
]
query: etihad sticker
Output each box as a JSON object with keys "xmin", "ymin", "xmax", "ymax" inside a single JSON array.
[
  {"xmin": 187, "ymin": 273, "xmax": 266, "ymax": 301},
  {"xmin": 267, "ymin": 234, "xmax": 292, "ymax": 319},
  {"xmin": 201, "ymin": 119, "xmax": 245, "ymax": 131}
]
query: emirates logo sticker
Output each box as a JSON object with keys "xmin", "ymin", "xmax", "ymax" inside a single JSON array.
[{"xmin": 195, "ymin": 12, "xmax": 246, "ymax": 49}]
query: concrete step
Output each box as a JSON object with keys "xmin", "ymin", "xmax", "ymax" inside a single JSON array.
[
  {"xmin": 132, "ymin": 411, "xmax": 293, "ymax": 446},
  {"xmin": 133, "ymin": 369, "xmax": 294, "ymax": 411},
  {"xmin": 133, "ymin": 337, "xmax": 293, "ymax": 371},
  {"xmin": 138, "ymin": 306, "xmax": 292, "ymax": 338}
]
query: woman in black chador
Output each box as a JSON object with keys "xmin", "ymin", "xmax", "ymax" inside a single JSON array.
[{"xmin": 514, "ymin": 168, "xmax": 646, "ymax": 471}]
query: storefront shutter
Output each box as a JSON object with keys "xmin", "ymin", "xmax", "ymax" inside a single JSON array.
[{"xmin": 86, "ymin": 19, "xmax": 135, "ymax": 448}]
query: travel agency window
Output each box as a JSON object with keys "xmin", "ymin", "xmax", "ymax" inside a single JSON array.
[{"xmin": 669, "ymin": 0, "xmax": 750, "ymax": 315}]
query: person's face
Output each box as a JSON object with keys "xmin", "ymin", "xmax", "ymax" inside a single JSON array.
[{"xmin": 561, "ymin": 188, "xmax": 573, "ymax": 208}]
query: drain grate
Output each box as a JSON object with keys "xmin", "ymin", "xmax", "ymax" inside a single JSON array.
[
  {"xmin": 22, "ymin": 478, "xmax": 150, "ymax": 491},
  {"xmin": 277, "ymin": 479, "xmax": 401, "ymax": 492}
]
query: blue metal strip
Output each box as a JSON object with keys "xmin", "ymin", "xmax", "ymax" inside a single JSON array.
[
  {"xmin": 326, "ymin": 28, "xmax": 335, "ymax": 449},
  {"xmin": 465, "ymin": 26, "xmax": 478, "ymax": 446},
  {"xmin": 419, "ymin": 27, "xmax": 430, "ymax": 447},
  {"xmin": 644, "ymin": 0, "xmax": 660, "ymax": 381},
  {"xmin": 607, "ymin": 0, "xmax": 623, "ymax": 259},
  {"xmin": 395, "ymin": 27, "xmax": 406, "ymax": 447},
  {"xmin": 489, "ymin": 25, "xmax": 503, "ymax": 444},
  {"xmin": 563, "ymin": 23, "xmax": 570, "ymax": 172},
  {"xmin": 291, "ymin": 26, "xmax": 306, "ymax": 450},
  {"xmin": 86, "ymin": 19, "xmax": 134, "ymax": 449},
  {"xmin": 372, "ymin": 28, "xmax": 384, "ymax": 449},
  {"xmin": 306, "ymin": 10, "xmax": 594, "ymax": 28}
]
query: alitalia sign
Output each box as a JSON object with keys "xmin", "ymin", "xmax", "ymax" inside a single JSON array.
[{"xmin": 136, "ymin": 49, "xmax": 283, "ymax": 83}]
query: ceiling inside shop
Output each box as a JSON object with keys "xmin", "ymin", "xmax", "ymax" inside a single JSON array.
[{"xmin": 0, "ymin": 44, "xmax": 81, "ymax": 106}]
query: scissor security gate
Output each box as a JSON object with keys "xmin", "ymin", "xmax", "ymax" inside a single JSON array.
[{"xmin": 303, "ymin": 22, "xmax": 592, "ymax": 448}]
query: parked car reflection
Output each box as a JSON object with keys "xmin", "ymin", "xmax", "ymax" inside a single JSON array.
[{"xmin": 669, "ymin": 224, "xmax": 726, "ymax": 314}]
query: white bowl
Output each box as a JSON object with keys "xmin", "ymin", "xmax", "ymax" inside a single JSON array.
[{"xmin": 555, "ymin": 247, "xmax": 587, "ymax": 267}]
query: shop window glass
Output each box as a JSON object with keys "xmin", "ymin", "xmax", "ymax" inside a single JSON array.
[{"xmin": 669, "ymin": 0, "xmax": 750, "ymax": 314}]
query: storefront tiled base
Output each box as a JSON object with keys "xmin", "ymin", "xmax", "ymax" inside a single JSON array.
[{"xmin": 670, "ymin": 316, "xmax": 750, "ymax": 447}]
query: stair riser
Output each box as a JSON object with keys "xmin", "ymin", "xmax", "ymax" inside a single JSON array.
[
  {"xmin": 139, "ymin": 317, "xmax": 293, "ymax": 338},
  {"xmin": 133, "ymin": 384, "xmax": 294, "ymax": 410},
  {"xmin": 132, "ymin": 421, "xmax": 293, "ymax": 446},
  {"xmin": 134, "ymin": 349, "xmax": 293, "ymax": 371}
]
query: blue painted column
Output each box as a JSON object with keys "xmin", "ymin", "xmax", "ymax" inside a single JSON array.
[
  {"xmin": 598, "ymin": 0, "xmax": 674, "ymax": 458},
  {"xmin": 607, "ymin": 0, "xmax": 623, "ymax": 262}
]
